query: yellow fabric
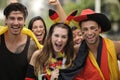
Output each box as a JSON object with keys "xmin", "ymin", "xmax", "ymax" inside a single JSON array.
[
  {"xmin": 89, "ymin": 38, "xmax": 120, "ymax": 80},
  {"xmin": 105, "ymin": 38, "xmax": 120, "ymax": 80},
  {"xmin": 89, "ymin": 51, "xmax": 105, "ymax": 80},
  {"xmin": 0, "ymin": 26, "xmax": 43, "ymax": 49}
]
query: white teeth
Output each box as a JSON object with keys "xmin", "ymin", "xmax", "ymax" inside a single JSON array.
[{"xmin": 12, "ymin": 26, "xmax": 20, "ymax": 29}]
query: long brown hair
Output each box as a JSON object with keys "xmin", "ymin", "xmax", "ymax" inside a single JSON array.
[{"xmin": 34, "ymin": 23, "xmax": 75, "ymax": 75}]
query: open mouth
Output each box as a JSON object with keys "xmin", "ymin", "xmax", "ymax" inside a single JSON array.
[{"xmin": 55, "ymin": 43, "xmax": 62, "ymax": 50}]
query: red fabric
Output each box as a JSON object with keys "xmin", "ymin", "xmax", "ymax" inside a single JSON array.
[
  {"xmin": 73, "ymin": 57, "xmax": 103, "ymax": 80},
  {"xmin": 100, "ymin": 39, "xmax": 110, "ymax": 80},
  {"xmin": 73, "ymin": 39, "xmax": 110, "ymax": 80},
  {"xmin": 25, "ymin": 78, "xmax": 35, "ymax": 80}
]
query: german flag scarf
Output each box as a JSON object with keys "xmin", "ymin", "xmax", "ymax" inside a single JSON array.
[{"xmin": 58, "ymin": 37, "xmax": 120, "ymax": 80}]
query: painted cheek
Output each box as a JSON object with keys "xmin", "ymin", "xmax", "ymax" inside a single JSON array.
[{"xmin": 94, "ymin": 28, "xmax": 98, "ymax": 32}]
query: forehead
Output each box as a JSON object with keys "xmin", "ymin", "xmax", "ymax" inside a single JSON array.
[
  {"xmin": 73, "ymin": 29, "xmax": 81, "ymax": 33},
  {"xmin": 8, "ymin": 11, "xmax": 24, "ymax": 17},
  {"xmin": 81, "ymin": 20, "xmax": 98, "ymax": 28},
  {"xmin": 53, "ymin": 27, "xmax": 68, "ymax": 34},
  {"xmin": 33, "ymin": 20, "xmax": 44, "ymax": 25}
]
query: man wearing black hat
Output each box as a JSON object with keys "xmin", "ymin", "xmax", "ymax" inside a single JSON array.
[{"xmin": 58, "ymin": 9, "xmax": 120, "ymax": 80}]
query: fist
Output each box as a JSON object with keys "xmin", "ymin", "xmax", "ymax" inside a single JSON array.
[{"xmin": 48, "ymin": 0, "xmax": 60, "ymax": 5}]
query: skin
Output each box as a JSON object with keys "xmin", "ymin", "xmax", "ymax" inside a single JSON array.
[
  {"xmin": 73, "ymin": 29, "xmax": 83, "ymax": 48},
  {"xmin": 81, "ymin": 20, "xmax": 120, "ymax": 60},
  {"xmin": 32, "ymin": 20, "xmax": 45, "ymax": 44},
  {"xmin": 9, "ymin": 0, "xmax": 18, "ymax": 3},
  {"xmin": 51, "ymin": 27, "xmax": 68, "ymax": 53}
]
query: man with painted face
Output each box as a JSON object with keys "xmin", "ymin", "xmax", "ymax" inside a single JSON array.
[{"xmin": 58, "ymin": 9, "xmax": 120, "ymax": 80}]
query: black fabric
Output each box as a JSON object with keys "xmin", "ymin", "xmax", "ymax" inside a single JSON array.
[
  {"xmin": 0, "ymin": 34, "xmax": 30, "ymax": 80},
  {"xmin": 87, "ymin": 13, "xmax": 111, "ymax": 32},
  {"xmin": 58, "ymin": 40, "xmax": 88, "ymax": 80},
  {"xmin": 58, "ymin": 37, "xmax": 103, "ymax": 80},
  {"xmin": 96, "ymin": 37, "xmax": 102, "ymax": 67},
  {"xmin": 25, "ymin": 64, "xmax": 37, "ymax": 80}
]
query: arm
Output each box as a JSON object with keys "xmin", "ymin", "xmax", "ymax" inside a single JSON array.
[
  {"xmin": 25, "ymin": 50, "xmax": 42, "ymax": 80},
  {"xmin": 48, "ymin": 0, "xmax": 67, "ymax": 22},
  {"xmin": 29, "ymin": 49, "xmax": 42, "ymax": 66},
  {"xmin": 114, "ymin": 41, "xmax": 120, "ymax": 60}
]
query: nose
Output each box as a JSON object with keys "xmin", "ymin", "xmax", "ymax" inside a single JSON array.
[
  {"xmin": 87, "ymin": 29, "xmax": 92, "ymax": 35},
  {"xmin": 14, "ymin": 19, "xmax": 19, "ymax": 25},
  {"xmin": 58, "ymin": 37, "xmax": 62, "ymax": 42}
]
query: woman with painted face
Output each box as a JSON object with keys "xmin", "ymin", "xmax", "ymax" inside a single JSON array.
[{"xmin": 28, "ymin": 16, "xmax": 47, "ymax": 45}]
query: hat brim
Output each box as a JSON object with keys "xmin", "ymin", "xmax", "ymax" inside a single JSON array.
[{"xmin": 74, "ymin": 13, "xmax": 111, "ymax": 32}]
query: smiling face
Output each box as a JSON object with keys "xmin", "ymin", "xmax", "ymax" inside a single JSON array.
[
  {"xmin": 32, "ymin": 20, "xmax": 45, "ymax": 43},
  {"xmin": 81, "ymin": 20, "xmax": 101, "ymax": 45},
  {"xmin": 6, "ymin": 11, "xmax": 25, "ymax": 35},
  {"xmin": 51, "ymin": 27, "xmax": 68, "ymax": 53},
  {"xmin": 73, "ymin": 29, "xmax": 83, "ymax": 47}
]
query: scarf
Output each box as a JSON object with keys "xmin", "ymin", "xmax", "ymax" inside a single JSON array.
[
  {"xmin": 0, "ymin": 26, "xmax": 43, "ymax": 49},
  {"xmin": 58, "ymin": 40, "xmax": 88, "ymax": 80},
  {"xmin": 58, "ymin": 37, "xmax": 120, "ymax": 80}
]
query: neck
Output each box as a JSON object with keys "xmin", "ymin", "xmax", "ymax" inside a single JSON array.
[
  {"xmin": 87, "ymin": 37, "xmax": 100, "ymax": 55},
  {"xmin": 5, "ymin": 31, "xmax": 24, "ymax": 43}
]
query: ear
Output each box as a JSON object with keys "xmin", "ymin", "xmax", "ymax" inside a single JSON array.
[
  {"xmin": 98, "ymin": 26, "xmax": 102, "ymax": 33},
  {"xmin": 65, "ymin": 10, "xmax": 78, "ymax": 25},
  {"xmin": 49, "ymin": 9, "xmax": 60, "ymax": 23},
  {"xmin": 5, "ymin": 18, "xmax": 7, "ymax": 25}
]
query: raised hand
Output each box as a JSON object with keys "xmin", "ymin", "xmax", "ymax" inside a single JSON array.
[
  {"xmin": 48, "ymin": 0, "xmax": 60, "ymax": 6},
  {"xmin": 10, "ymin": 0, "xmax": 18, "ymax": 3}
]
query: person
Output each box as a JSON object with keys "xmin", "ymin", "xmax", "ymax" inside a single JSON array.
[
  {"xmin": 71, "ymin": 26, "xmax": 83, "ymax": 49},
  {"xmin": 25, "ymin": 22, "xmax": 75, "ymax": 80},
  {"xmin": 28, "ymin": 16, "xmax": 47, "ymax": 45},
  {"xmin": 58, "ymin": 9, "xmax": 120, "ymax": 80},
  {"xmin": 0, "ymin": 3, "xmax": 42, "ymax": 80}
]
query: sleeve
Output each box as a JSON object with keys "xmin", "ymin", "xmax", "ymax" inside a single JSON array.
[{"xmin": 25, "ymin": 64, "xmax": 37, "ymax": 80}]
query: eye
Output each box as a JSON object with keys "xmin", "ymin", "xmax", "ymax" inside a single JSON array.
[
  {"xmin": 62, "ymin": 35, "xmax": 67, "ymax": 39},
  {"xmin": 9, "ymin": 17, "xmax": 15, "ymax": 20},
  {"xmin": 18, "ymin": 17, "xmax": 23, "ymax": 21},
  {"xmin": 32, "ymin": 26, "xmax": 37, "ymax": 29},
  {"xmin": 54, "ymin": 34, "xmax": 59, "ymax": 37},
  {"xmin": 81, "ymin": 28, "xmax": 88, "ymax": 32},
  {"xmin": 90, "ymin": 26, "xmax": 97, "ymax": 30}
]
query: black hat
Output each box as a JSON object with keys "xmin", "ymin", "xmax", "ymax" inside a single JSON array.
[{"xmin": 73, "ymin": 9, "xmax": 111, "ymax": 32}]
